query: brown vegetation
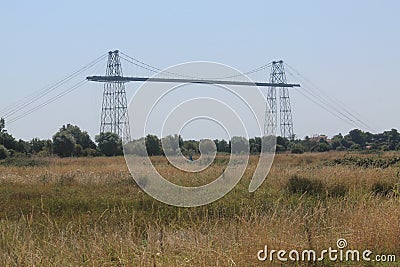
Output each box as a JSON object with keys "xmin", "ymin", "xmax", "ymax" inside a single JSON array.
[{"xmin": 0, "ymin": 152, "xmax": 399, "ymax": 266}]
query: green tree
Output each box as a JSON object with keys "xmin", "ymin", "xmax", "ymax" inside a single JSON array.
[
  {"xmin": 52, "ymin": 124, "xmax": 95, "ymax": 156},
  {"xmin": 59, "ymin": 124, "xmax": 96, "ymax": 150},
  {"xmin": 124, "ymin": 138, "xmax": 147, "ymax": 156},
  {"xmin": 30, "ymin": 138, "xmax": 52, "ymax": 154},
  {"xmin": 0, "ymin": 145, "xmax": 9, "ymax": 159},
  {"xmin": 213, "ymin": 139, "xmax": 229, "ymax": 153},
  {"xmin": 276, "ymin": 136, "xmax": 289, "ymax": 151},
  {"xmin": 145, "ymin": 134, "xmax": 161, "ymax": 156},
  {"xmin": 275, "ymin": 144, "xmax": 285, "ymax": 152},
  {"xmin": 0, "ymin": 119, "xmax": 16, "ymax": 151},
  {"xmin": 317, "ymin": 141, "xmax": 331, "ymax": 152},
  {"xmin": 0, "ymin": 132, "xmax": 17, "ymax": 151},
  {"xmin": 347, "ymin": 129, "xmax": 366, "ymax": 147},
  {"xmin": 387, "ymin": 129, "xmax": 400, "ymax": 150},
  {"xmin": 0, "ymin": 118, "xmax": 5, "ymax": 133},
  {"xmin": 15, "ymin": 139, "xmax": 31, "ymax": 154},
  {"xmin": 231, "ymin": 136, "xmax": 249, "ymax": 154},
  {"xmin": 95, "ymin": 132, "xmax": 122, "ymax": 156},
  {"xmin": 161, "ymin": 134, "xmax": 181, "ymax": 156},
  {"xmin": 330, "ymin": 134, "xmax": 343, "ymax": 150},
  {"xmin": 52, "ymin": 132, "xmax": 76, "ymax": 157},
  {"xmin": 184, "ymin": 140, "xmax": 199, "ymax": 154},
  {"xmin": 291, "ymin": 143, "xmax": 305, "ymax": 154},
  {"xmin": 199, "ymin": 139, "xmax": 216, "ymax": 154},
  {"xmin": 260, "ymin": 135, "xmax": 276, "ymax": 152},
  {"xmin": 301, "ymin": 136, "xmax": 318, "ymax": 152},
  {"xmin": 340, "ymin": 138, "xmax": 353, "ymax": 149},
  {"xmin": 249, "ymin": 137, "xmax": 262, "ymax": 154},
  {"xmin": 178, "ymin": 135, "xmax": 184, "ymax": 149},
  {"xmin": 74, "ymin": 144, "xmax": 83, "ymax": 157}
]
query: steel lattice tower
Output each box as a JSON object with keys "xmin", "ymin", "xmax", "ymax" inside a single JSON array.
[
  {"xmin": 264, "ymin": 60, "xmax": 294, "ymax": 139},
  {"xmin": 100, "ymin": 50, "xmax": 131, "ymax": 142}
]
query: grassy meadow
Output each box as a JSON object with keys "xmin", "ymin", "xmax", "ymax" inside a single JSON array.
[{"xmin": 0, "ymin": 152, "xmax": 399, "ymax": 266}]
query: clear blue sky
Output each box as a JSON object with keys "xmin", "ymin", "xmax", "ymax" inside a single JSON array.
[{"xmin": 1, "ymin": 1, "xmax": 399, "ymax": 140}]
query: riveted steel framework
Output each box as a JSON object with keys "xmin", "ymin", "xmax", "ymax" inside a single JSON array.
[
  {"xmin": 264, "ymin": 60, "xmax": 294, "ymax": 139},
  {"xmin": 100, "ymin": 50, "xmax": 131, "ymax": 142}
]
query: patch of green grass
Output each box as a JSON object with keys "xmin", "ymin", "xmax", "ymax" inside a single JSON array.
[
  {"xmin": 326, "ymin": 156, "xmax": 400, "ymax": 169},
  {"xmin": 0, "ymin": 157, "xmax": 48, "ymax": 167}
]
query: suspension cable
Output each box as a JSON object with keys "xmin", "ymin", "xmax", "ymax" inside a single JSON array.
[
  {"xmin": 285, "ymin": 63, "xmax": 375, "ymax": 132},
  {"xmin": 0, "ymin": 53, "xmax": 107, "ymax": 119},
  {"xmin": 7, "ymin": 80, "xmax": 89, "ymax": 125}
]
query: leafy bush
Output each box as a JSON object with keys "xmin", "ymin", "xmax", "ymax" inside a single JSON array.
[
  {"xmin": 316, "ymin": 142, "xmax": 331, "ymax": 152},
  {"xmin": 0, "ymin": 145, "xmax": 9, "ymax": 159},
  {"xmin": 291, "ymin": 144, "xmax": 304, "ymax": 154},
  {"xmin": 95, "ymin": 132, "xmax": 122, "ymax": 156},
  {"xmin": 335, "ymin": 145, "xmax": 346, "ymax": 151},
  {"xmin": 36, "ymin": 150, "xmax": 51, "ymax": 157},
  {"xmin": 83, "ymin": 148, "xmax": 100, "ymax": 157},
  {"xmin": 275, "ymin": 144, "xmax": 285, "ymax": 152},
  {"xmin": 350, "ymin": 144, "xmax": 361, "ymax": 151}
]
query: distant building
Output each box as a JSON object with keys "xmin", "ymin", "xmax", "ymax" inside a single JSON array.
[{"xmin": 311, "ymin": 134, "xmax": 328, "ymax": 142}]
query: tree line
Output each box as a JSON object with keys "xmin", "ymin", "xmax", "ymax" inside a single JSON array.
[
  {"xmin": 1, "ymin": 117, "xmax": 400, "ymax": 160},
  {"xmin": 0, "ymin": 120, "xmax": 122, "ymax": 159}
]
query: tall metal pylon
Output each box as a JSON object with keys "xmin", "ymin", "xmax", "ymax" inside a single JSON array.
[
  {"xmin": 100, "ymin": 50, "xmax": 131, "ymax": 142},
  {"xmin": 264, "ymin": 60, "xmax": 294, "ymax": 139}
]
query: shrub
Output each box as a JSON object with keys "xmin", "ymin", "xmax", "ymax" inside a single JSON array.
[
  {"xmin": 291, "ymin": 144, "xmax": 304, "ymax": 154},
  {"xmin": 36, "ymin": 150, "xmax": 51, "ymax": 157},
  {"xmin": 83, "ymin": 148, "xmax": 99, "ymax": 157},
  {"xmin": 317, "ymin": 142, "xmax": 331, "ymax": 152},
  {"xmin": 75, "ymin": 144, "xmax": 83, "ymax": 157},
  {"xmin": 275, "ymin": 144, "xmax": 286, "ymax": 152},
  {"xmin": 0, "ymin": 145, "xmax": 9, "ymax": 160},
  {"xmin": 335, "ymin": 145, "xmax": 346, "ymax": 151},
  {"xmin": 287, "ymin": 175, "xmax": 325, "ymax": 196},
  {"xmin": 350, "ymin": 144, "xmax": 361, "ymax": 151}
]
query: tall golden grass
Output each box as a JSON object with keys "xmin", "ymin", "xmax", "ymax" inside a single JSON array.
[{"xmin": 0, "ymin": 152, "xmax": 399, "ymax": 266}]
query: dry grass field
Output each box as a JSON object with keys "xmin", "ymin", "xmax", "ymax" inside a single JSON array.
[{"xmin": 0, "ymin": 152, "xmax": 399, "ymax": 266}]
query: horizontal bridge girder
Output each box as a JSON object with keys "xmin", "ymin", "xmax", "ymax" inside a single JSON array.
[{"xmin": 87, "ymin": 76, "xmax": 300, "ymax": 88}]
